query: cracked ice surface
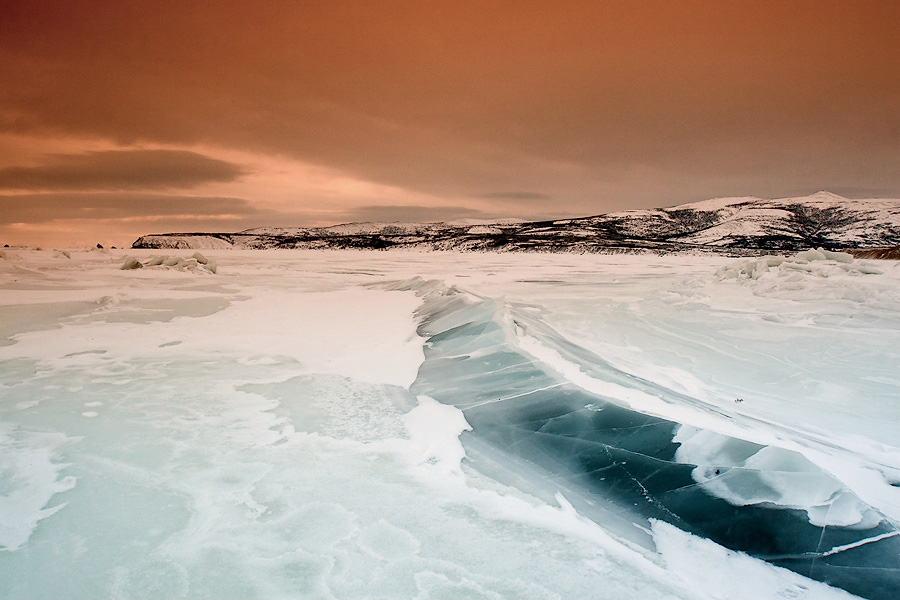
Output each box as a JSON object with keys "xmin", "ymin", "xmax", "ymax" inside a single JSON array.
[{"xmin": 1, "ymin": 248, "xmax": 898, "ymax": 599}]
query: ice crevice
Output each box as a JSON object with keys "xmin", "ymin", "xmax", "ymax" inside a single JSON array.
[
  {"xmin": 821, "ymin": 532, "xmax": 900, "ymax": 558},
  {"xmin": 384, "ymin": 276, "xmax": 900, "ymax": 600}
]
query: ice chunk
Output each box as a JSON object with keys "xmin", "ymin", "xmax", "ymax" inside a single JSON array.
[
  {"xmin": 117, "ymin": 253, "xmax": 217, "ymax": 273},
  {"xmin": 857, "ymin": 263, "xmax": 883, "ymax": 275},
  {"xmin": 675, "ymin": 426, "xmax": 881, "ymax": 528},
  {"xmin": 819, "ymin": 248, "xmax": 854, "ymax": 263},
  {"xmin": 714, "ymin": 248, "xmax": 895, "ymax": 306},
  {"xmin": 119, "ymin": 257, "xmax": 143, "ymax": 270},
  {"xmin": 795, "ymin": 248, "xmax": 827, "ymax": 261},
  {"xmin": 143, "ymin": 255, "xmax": 167, "ymax": 266}
]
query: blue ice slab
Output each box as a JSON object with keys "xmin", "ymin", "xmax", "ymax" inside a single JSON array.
[{"xmin": 401, "ymin": 279, "xmax": 900, "ymax": 600}]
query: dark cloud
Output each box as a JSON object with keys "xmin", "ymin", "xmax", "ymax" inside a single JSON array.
[
  {"xmin": 0, "ymin": 0, "xmax": 897, "ymax": 219},
  {"xmin": 0, "ymin": 150, "xmax": 246, "ymax": 191},
  {"xmin": 0, "ymin": 192, "xmax": 257, "ymax": 224},
  {"xmin": 342, "ymin": 205, "xmax": 484, "ymax": 224}
]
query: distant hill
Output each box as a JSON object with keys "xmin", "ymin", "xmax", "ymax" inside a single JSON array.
[{"xmin": 132, "ymin": 192, "xmax": 900, "ymax": 254}]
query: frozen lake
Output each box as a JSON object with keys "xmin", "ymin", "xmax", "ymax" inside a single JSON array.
[{"xmin": 1, "ymin": 248, "xmax": 899, "ymax": 599}]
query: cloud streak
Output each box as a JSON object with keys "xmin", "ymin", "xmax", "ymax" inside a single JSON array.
[
  {"xmin": 0, "ymin": 192, "xmax": 256, "ymax": 225},
  {"xmin": 0, "ymin": 150, "xmax": 246, "ymax": 191}
]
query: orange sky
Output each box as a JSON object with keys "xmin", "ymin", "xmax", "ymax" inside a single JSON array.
[{"xmin": 1, "ymin": 0, "xmax": 898, "ymax": 247}]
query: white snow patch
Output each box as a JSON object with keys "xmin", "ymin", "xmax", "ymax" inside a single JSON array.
[
  {"xmin": 401, "ymin": 396, "xmax": 472, "ymax": 477},
  {"xmin": 0, "ymin": 425, "xmax": 77, "ymax": 551}
]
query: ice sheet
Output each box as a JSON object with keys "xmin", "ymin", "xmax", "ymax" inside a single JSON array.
[{"xmin": 1, "ymin": 248, "xmax": 898, "ymax": 599}]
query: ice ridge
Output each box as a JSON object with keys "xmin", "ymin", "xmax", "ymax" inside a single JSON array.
[{"xmin": 383, "ymin": 277, "xmax": 900, "ymax": 600}]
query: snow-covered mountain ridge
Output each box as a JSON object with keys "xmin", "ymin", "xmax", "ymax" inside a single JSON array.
[{"xmin": 132, "ymin": 192, "xmax": 900, "ymax": 253}]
